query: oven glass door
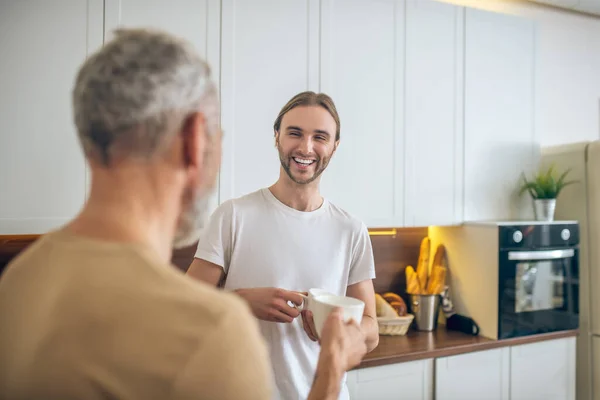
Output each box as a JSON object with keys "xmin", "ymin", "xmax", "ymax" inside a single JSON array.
[{"xmin": 498, "ymin": 248, "xmax": 579, "ymax": 339}]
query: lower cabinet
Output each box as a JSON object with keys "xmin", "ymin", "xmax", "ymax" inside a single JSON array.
[
  {"xmin": 348, "ymin": 337, "xmax": 575, "ymax": 400},
  {"xmin": 509, "ymin": 337, "xmax": 576, "ymax": 400},
  {"xmin": 346, "ymin": 359, "xmax": 433, "ymax": 400},
  {"xmin": 435, "ymin": 347, "xmax": 510, "ymax": 400}
]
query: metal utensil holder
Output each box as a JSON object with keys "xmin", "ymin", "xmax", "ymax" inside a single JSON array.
[{"xmin": 410, "ymin": 294, "xmax": 441, "ymax": 331}]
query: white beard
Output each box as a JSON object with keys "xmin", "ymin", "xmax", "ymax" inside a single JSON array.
[{"xmin": 172, "ymin": 189, "xmax": 213, "ymax": 249}]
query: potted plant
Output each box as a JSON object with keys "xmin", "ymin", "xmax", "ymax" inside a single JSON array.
[{"xmin": 518, "ymin": 165, "xmax": 577, "ymax": 221}]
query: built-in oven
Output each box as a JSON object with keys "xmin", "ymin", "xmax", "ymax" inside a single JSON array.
[{"xmin": 497, "ymin": 223, "xmax": 579, "ymax": 339}]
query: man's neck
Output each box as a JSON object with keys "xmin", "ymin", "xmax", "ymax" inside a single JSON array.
[
  {"xmin": 269, "ymin": 176, "xmax": 324, "ymax": 212},
  {"xmin": 65, "ymin": 163, "xmax": 183, "ymax": 264}
]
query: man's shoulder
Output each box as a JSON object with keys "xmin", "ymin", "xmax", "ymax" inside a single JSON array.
[
  {"xmin": 214, "ymin": 188, "xmax": 268, "ymax": 214},
  {"xmin": 162, "ymin": 268, "xmax": 254, "ymax": 325},
  {"xmin": 325, "ymin": 199, "xmax": 368, "ymax": 233}
]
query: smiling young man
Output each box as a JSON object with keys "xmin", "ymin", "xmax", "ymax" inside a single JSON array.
[{"xmin": 187, "ymin": 91, "xmax": 379, "ymax": 400}]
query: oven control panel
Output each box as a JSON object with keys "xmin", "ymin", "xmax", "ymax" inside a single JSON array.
[{"xmin": 500, "ymin": 223, "xmax": 579, "ymax": 250}]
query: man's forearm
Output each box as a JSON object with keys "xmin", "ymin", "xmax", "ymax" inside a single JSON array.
[
  {"xmin": 361, "ymin": 315, "xmax": 379, "ymax": 352},
  {"xmin": 307, "ymin": 356, "xmax": 343, "ymax": 400}
]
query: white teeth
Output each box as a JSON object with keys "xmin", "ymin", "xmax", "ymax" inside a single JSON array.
[{"xmin": 294, "ymin": 157, "xmax": 314, "ymax": 165}]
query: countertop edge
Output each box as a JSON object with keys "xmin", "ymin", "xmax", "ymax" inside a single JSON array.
[{"xmin": 355, "ymin": 329, "xmax": 579, "ymax": 369}]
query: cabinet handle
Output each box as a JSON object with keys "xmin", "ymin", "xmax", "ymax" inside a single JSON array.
[{"xmin": 508, "ymin": 249, "xmax": 574, "ymax": 261}]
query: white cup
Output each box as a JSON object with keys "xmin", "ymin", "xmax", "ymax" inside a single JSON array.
[{"xmin": 297, "ymin": 291, "xmax": 365, "ymax": 337}]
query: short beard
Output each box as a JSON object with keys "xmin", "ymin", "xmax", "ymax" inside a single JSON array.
[
  {"xmin": 277, "ymin": 142, "xmax": 331, "ymax": 185},
  {"xmin": 172, "ymin": 187, "xmax": 213, "ymax": 250}
]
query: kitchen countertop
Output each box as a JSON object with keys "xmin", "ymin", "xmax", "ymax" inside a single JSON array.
[{"xmin": 356, "ymin": 328, "xmax": 578, "ymax": 369}]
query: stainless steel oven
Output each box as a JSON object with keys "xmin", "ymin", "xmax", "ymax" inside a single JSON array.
[{"xmin": 498, "ymin": 223, "xmax": 579, "ymax": 339}]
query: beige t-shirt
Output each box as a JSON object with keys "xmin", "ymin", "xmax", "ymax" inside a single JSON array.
[{"xmin": 0, "ymin": 230, "xmax": 273, "ymax": 400}]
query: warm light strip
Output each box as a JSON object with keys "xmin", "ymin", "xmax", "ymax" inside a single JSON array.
[{"xmin": 368, "ymin": 228, "xmax": 397, "ymax": 236}]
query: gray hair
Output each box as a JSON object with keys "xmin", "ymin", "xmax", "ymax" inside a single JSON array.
[{"xmin": 72, "ymin": 28, "xmax": 219, "ymax": 166}]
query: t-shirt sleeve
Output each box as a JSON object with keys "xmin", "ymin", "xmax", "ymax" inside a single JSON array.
[
  {"xmin": 194, "ymin": 200, "xmax": 233, "ymax": 273},
  {"xmin": 348, "ymin": 222, "xmax": 376, "ymax": 286},
  {"xmin": 170, "ymin": 301, "xmax": 273, "ymax": 400}
]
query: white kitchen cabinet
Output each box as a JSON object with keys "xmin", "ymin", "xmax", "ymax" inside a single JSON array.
[
  {"xmin": 218, "ymin": 0, "xmax": 320, "ymax": 204},
  {"xmin": 463, "ymin": 8, "xmax": 537, "ymax": 222},
  {"xmin": 435, "ymin": 348, "xmax": 510, "ymax": 400},
  {"xmin": 103, "ymin": 0, "xmax": 221, "ymax": 213},
  {"xmin": 318, "ymin": 0, "xmax": 403, "ymax": 227},
  {"xmin": 0, "ymin": 0, "xmax": 542, "ymax": 232},
  {"xmin": 404, "ymin": 0, "xmax": 464, "ymax": 227},
  {"xmin": 0, "ymin": 0, "xmax": 104, "ymax": 234},
  {"xmin": 347, "ymin": 359, "xmax": 433, "ymax": 400},
  {"xmin": 510, "ymin": 337, "xmax": 576, "ymax": 400}
]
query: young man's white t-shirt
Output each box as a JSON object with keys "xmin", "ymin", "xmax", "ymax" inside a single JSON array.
[{"xmin": 194, "ymin": 188, "xmax": 376, "ymax": 400}]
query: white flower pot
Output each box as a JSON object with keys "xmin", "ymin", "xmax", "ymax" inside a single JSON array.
[{"xmin": 533, "ymin": 199, "xmax": 556, "ymax": 221}]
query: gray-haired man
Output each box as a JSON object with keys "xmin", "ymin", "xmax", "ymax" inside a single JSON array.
[{"xmin": 0, "ymin": 28, "xmax": 365, "ymax": 400}]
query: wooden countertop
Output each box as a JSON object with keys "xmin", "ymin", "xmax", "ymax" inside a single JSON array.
[{"xmin": 356, "ymin": 328, "xmax": 578, "ymax": 369}]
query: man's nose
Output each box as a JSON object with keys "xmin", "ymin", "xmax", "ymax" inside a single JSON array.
[{"xmin": 299, "ymin": 137, "xmax": 313, "ymax": 154}]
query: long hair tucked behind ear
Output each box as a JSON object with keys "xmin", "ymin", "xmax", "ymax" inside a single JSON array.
[{"xmin": 273, "ymin": 91, "xmax": 340, "ymax": 141}]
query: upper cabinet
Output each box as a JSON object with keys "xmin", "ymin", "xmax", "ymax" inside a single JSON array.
[
  {"xmin": 463, "ymin": 8, "xmax": 537, "ymax": 222},
  {"xmin": 104, "ymin": 0, "xmax": 219, "ymax": 54},
  {"xmin": 218, "ymin": 0, "xmax": 320, "ymax": 204},
  {"xmin": 317, "ymin": 0, "xmax": 465, "ymax": 228},
  {"xmin": 104, "ymin": 0, "xmax": 221, "ymax": 213},
  {"xmin": 0, "ymin": 0, "xmax": 104, "ymax": 234},
  {"xmin": 404, "ymin": 0, "xmax": 464, "ymax": 227},
  {"xmin": 318, "ymin": 0, "xmax": 404, "ymax": 227},
  {"xmin": 1, "ymin": 1, "xmax": 539, "ymax": 233}
]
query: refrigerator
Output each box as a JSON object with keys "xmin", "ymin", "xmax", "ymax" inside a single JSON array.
[{"xmin": 540, "ymin": 141, "xmax": 600, "ymax": 400}]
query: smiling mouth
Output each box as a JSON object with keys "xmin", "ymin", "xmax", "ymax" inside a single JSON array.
[{"xmin": 292, "ymin": 157, "xmax": 316, "ymax": 167}]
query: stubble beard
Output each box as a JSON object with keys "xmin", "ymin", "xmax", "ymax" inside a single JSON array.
[
  {"xmin": 172, "ymin": 186, "xmax": 213, "ymax": 250},
  {"xmin": 277, "ymin": 143, "xmax": 332, "ymax": 185}
]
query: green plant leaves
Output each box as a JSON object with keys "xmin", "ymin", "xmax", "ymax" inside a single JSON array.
[{"xmin": 518, "ymin": 164, "xmax": 577, "ymax": 200}]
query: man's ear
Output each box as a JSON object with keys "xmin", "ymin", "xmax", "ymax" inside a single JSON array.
[
  {"xmin": 332, "ymin": 139, "xmax": 340, "ymax": 154},
  {"xmin": 181, "ymin": 112, "xmax": 206, "ymax": 170},
  {"xmin": 274, "ymin": 130, "xmax": 280, "ymax": 148}
]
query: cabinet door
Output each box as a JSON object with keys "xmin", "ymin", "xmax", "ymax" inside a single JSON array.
[
  {"xmin": 510, "ymin": 337, "xmax": 576, "ymax": 400},
  {"xmin": 404, "ymin": 0, "xmax": 464, "ymax": 227},
  {"xmin": 463, "ymin": 8, "xmax": 537, "ymax": 221},
  {"xmin": 104, "ymin": 0, "xmax": 221, "ymax": 212},
  {"xmin": 0, "ymin": 0, "xmax": 104, "ymax": 234},
  {"xmin": 219, "ymin": 0, "xmax": 320, "ymax": 203},
  {"xmin": 435, "ymin": 348, "xmax": 509, "ymax": 400},
  {"xmin": 351, "ymin": 359, "xmax": 433, "ymax": 400},
  {"xmin": 318, "ymin": 0, "xmax": 404, "ymax": 227}
]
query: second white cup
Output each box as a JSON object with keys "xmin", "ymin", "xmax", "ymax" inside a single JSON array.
[{"xmin": 297, "ymin": 290, "xmax": 365, "ymax": 337}]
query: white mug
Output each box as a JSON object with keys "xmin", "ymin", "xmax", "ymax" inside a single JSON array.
[{"xmin": 296, "ymin": 290, "xmax": 365, "ymax": 338}]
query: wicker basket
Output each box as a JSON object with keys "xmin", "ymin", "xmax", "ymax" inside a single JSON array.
[{"xmin": 377, "ymin": 314, "xmax": 414, "ymax": 336}]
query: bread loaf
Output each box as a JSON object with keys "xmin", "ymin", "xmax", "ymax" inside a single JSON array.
[
  {"xmin": 376, "ymin": 292, "xmax": 408, "ymax": 317},
  {"xmin": 375, "ymin": 293, "xmax": 398, "ymax": 318},
  {"xmin": 426, "ymin": 266, "xmax": 447, "ymax": 294},
  {"xmin": 416, "ymin": 237, "xmax": 431, "ymax": 290},
  {"xmin": 405, "ymin": 265, "xmax": 422, "ymax": 294},
  {"xmin": 382, "ymin": 292, "xmax": 408, "ymax": 316}
]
